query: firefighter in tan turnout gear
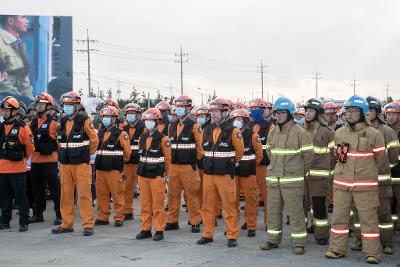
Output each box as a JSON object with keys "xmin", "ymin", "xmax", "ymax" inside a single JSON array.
[
  {"xmin": 303, "ymin": 98, "xmax": 335, "ymax": 245},
  {"xmin": 260, "ymin": 96, "xmax": 314, "ymax": 255},
  {"xmin": 325, "ymin": 95, "xmax": 386, "ymax": 264}
]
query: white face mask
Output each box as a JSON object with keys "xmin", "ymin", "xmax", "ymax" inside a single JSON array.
[
  {"xmin": 145, "ymin": 120, "xmax": 156, "ymax": 130},
  {"xmin": 233, "ymin": 119, "xmax": 243, "ymax": 129}
]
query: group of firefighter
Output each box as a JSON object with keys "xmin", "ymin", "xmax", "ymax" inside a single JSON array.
[{"xmin": 0, "ymin": 89, "xmax": 400, "ymax": 264}]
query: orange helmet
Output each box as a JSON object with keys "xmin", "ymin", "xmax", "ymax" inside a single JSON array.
[
  {"xmin": 105, "ymin": 98, "xmax": 120, "ymax": 110},
  {"xmin": 233, "ymin": 102, "xmax": 246, "ymax": 109},
  {"xmin": 1, "ymin": 96, "xmax": 19, "ymax": 110},
  {"xmin": 174, "ymin": 95, "xmax": 192, "ymax": 107},
  {"xmin": 36, "ymin": 92, "xmax": 54, "ymax": 105},
  {"xmin": 155, "ymin": 101, "xmax": 171, "ymax": 111},
  {"xmin": 142, "ymin": 108, "xmax": 161, "ymax": 120},
  {"xmin": 60, "ymin": 91, "xmax": 81, "ymax": 105},
  {"xmin": 209, "ymin": 98, "xmax": 230, "ymax": 111},
  {"xmin": 170, "ymin": 105, "xmax": 177, "ymax": 115},
  {"xmin": 338, "ymin": 106, "xmax": 346, "ymax": 115},
  {"xmin": 195, "ymin": 106, "xmax": 209, "ymax": 116},
  {"xmin": 190, "ymin": 106, "xmax": 198, "ymax": 117},
  {"xmin": 225, "ymin": 99, "xmax": 235, "ymax": 110},
  {"xmin": 384, "ymin": 102, "xmax": 400, "ymax": 113},
  {"xmin": 249, "ymin": 98, "xmax": 267, "ymax": 109},
  {"xmin": 100, "ymin": 106, "xmax": 119, "ymax": 117},
  {"xmin": 323, "ymin": 102, "xmax": 338, "ymax": 114},
  {"xmin": 296, "ymin": 107, "xmax": 305, "ymax": 116},
  {"xmin": 125, "ymin": 103, "xmax": 141, "ymax": 113},
  {"xmin": 230, "ymin": 108, "xmax": 250, "ymax": 119}
]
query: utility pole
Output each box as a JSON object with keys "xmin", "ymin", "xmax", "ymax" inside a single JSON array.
[
  {"xmin": 351, "ymin": 77, "xmax": 359, "ymax": 95},
  {"xmin": 116, "ymin": 80, "xmax": 121, "ymax": 100},
  {"xmin": 312, "ymin": 70, "xmax": 322, "ymax": 98},
  {"xmin": 147, "ymin": 92, "xmax": 150, "ymax": 109},
  {"xmin": 257, "ymin": 60, "xmax": 267, "ymax": 99},
  {"xmin": 198, "ymin": 88, "xmax": 204, "ymax": 105},
  {"xmin": 168, "ymin": 84, "xmax": 174, "ymax": 103},
  {"xmin": 76, "ymin": 29, "xmax": 98, "ymax": 97},
  {"xmin": 384, "ymin": 80, "xmax": 392, "ymax": 100},
  {"xmin": 175, "ymin": 46, "xmax": 188, "ymax": 95}
]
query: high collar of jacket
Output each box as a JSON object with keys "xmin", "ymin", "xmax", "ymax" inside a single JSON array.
[
  {"xmin": 277, "ymin": 119, "xmax": 294, "ymax": 133},
  {"xmin": 390, "ymin": 121, "xmax": 400, "ymax": 132},
  {"xmin": 345, "ymin": 121, "xmax": 367, "ymax": 133},
  {"xmin": 371, "ymin": 118, "xmax": 382, "ymax": 129},
  {"xmin": 305, "ymin": 120, "xmax": 320, "ymax": 131}
]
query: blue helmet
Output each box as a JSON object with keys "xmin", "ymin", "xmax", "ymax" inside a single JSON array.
[
  {"xmin": 272, "ymin": 96, "xmax": 297, "ymax": 115},
  {"xmin": 343, "ymin": 95, "xmax": 369, "ymax": 115}
]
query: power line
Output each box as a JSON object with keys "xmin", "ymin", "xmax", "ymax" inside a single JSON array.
[
  {"xmin": 312, "ymin": 70, "xmax": 322, "ymax": 98},
  {"xmin": 75, "ymin": 29, "xmax": 98, "ymax": 97},
  {"xmin": 175, "ymin": 46, "xmax": 188, "ymax": 95},
  {"xmin": 190, "ymin": 53, "xmax": 255, "ymax": 68},
  {"xmin": 187, "ymin": 62, "xmax": 255, "ymax": 73},
  {"xmin": 97, "ymin": 41, "xmax": 174, "ymax": 55}
]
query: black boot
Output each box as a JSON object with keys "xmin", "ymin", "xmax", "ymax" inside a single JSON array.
[
  {"xmin": 51, "ymin": 226, "xmax": 74, "ymax": 234},
  {"xmin": 114, "ymin": 220, "xmax": 123, "ymax": 227},
  {"xmin": 95, "ymin": 219, "xmax": 109, "ymax": 226},
  {"xmin": 136, "ymin": 230, "xmax": 152, "ymax": 240},
  {"xmin": 241, "ymin": 223, "xmax": 247, "ymax": 230},
  {"xmin": 191, "ymin": 224, "xmax": 200, "ymax": 233},
  {"xmin": 83, "ymin": 228, "xmax": 94, "ymax": 236},
  {"xmin": 18, "ymin": 224, "xmax": 29, "ymax": 232},
  {"xmin": 153, "ymin": 231, "xmax": 164, "ymax": 241},
  {"xmin": 197, "ymin": 237, "xmax": 213, "ymax": 245},
  {"xmin": 247, "ymin": 230, "xmax": 256, "ymax": 237},
  {"xmin": 165, "ymin": 222, "xmax": 179, "ymax": 231},
  {"xmin": 124, "ymin": 213, "xmax": 134, "ymax": 221},
  {"xmin": 228, "ymin": 239, "xmax": 237, "ymax": 247},
  {"xmin": 29, "ymin": 213, "xmax": 44, "ymax": 223}
]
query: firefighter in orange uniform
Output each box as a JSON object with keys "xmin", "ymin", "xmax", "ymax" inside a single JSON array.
[
  {"xmin": 0, "ymin": 96, "xmax": 34, "ymax": 232},
  {"xmin": 155, "ymin": 100, "xmax": 172, "ymax": 135},
  {"xmin": 231, "ymin": 108, "xmax": 263, "ymax": 237},
  {"xmin": 29, "ymin": 92, "xmax": 62, "ymax": 225},
  {"xmin": 136, "ymin": 108, "xmax": 171, "ymax": 241},
  {"xmin": 165, "ymin": 95, "xmax": 202, "ymax": 233},
  {"xmin": 122, "ymin": 103, "xmax": 145, "ymax": 220},
  {"xmin": 197, "ymin": 99, "xmax": 244, "ymax": 247},
  {"xmin": 52, "ymin": 92, "xmax": 99, "ymax": 236},
  {"xmin": 94, "ymin": 106, "xmax": 131, "ymax": 227}
]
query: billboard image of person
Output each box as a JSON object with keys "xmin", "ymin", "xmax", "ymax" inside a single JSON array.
[{"xmin": 0, "ymin": 15, "xmax": 72, "ymax": 105}]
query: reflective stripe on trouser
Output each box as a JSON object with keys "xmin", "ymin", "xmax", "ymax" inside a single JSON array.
[
  {"xmin": 124, "ymin": 164, "xmax": 137, "ymax": 215},
  {"xmin": 167, "ymin": 165, "xmax": 202, "ymax": 225},
  {"xmin": 392, "ymin": 184, "xmax": 400, "ymax": 223},
  {"xmin": 235, "ymin": 175, "xmax": 258, "ymax": 230},
  {"xmin": 256, "ymin": 165, "xmax": 267, "ymax": 224},
  {"xmin": 96, "ymin": 170, "xmax": 125, "ymax": 222},
  {"xmin": 138, "ymin": 176, "xmax": 166, "ymax": 231},
  {"xmin": 60, "ymin": 163, "xmax": 94, "ymax": 229},
  {"xmin": 328, "ymin": 188, "xmax": 380, "ymax": 259},
  {"xmin": 201, "ymin": 174, "xmax": 239, "ymax": 240},
  {"xmin": 267, "ymin": 186, "xmax": 307, "ymax": 247},
  {"xmin": 353, "ymin": 186, "xmax": 393, "ymax": 247}
]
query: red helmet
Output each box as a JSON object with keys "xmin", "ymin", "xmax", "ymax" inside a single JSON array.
[
  {"xmin": 195, "ymin": 106, "xmax": 209, "ymax": 116},
  {"xmin": 125, "ymin": 103, "xmax": 141, "ymax": 113},
  {"xmin": 209, "ymin": 98, "xmax": 230, "ymax": 111},
  {"xmin": 142, "ymin": 108, "xmax": 161, "ymax": 120},
  {"xmin": 100, "ymin": 106, "xmax": 119, "ymax": 117},
  {"xmin": 296, "ymin": 107, "xmax": 305, "ymax": 116},
  {"xmin": 174, "ymin": 95, "xmax": 192, "ymax": 107},
  {"xmin": 36, "ymin": 92, "xmax": 54, "ymax": 105},
  {"xmin": 155, "ymin": 101, "xmax": 171, "ymax": 111},
  {"xmin": 230, "ymin": 108, "xmax": 250, "ymax": 119},
  {"xmin": 384, "ymin": 102, "xmax": 400, "ymax": 113},
  {"xmin": 323, "ymin": 102, "xmax": 338, "ymax": 114},
  {"xmin": 60, "ymin": 91, "xmax": 81, "ymax": 105},
  {"xmin": 225, "ymin": 99, "xmax": 235, "ymax": 110},
  {"xmin": 233, "ymin": 102, "xmax": 246, "ymax": 109},
  {"xmin": 249, "ymin": 98, "xmax": 267, "ymax": 109},
  {"xmin": 105, "ymin": 98, "xmax": 120, "ymax": 110},
  {"xmin": 1, "ymin": 96, "xmax": 19, "ymax": 110}
]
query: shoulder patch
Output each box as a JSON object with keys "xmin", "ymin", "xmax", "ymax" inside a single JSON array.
[
  {"xmin": 256, "ymin": 137, "xmax": 261, "ymax": 143},
  {"xmin": 237, "ymin": 131, "xmax": 242, "ymax": 139},
  {"xmin": 123, "ymin": 134, "xmax": 129, "ymax": 141},
  {"xmin": 165, "ymin": 140, "xmax": 171, "ymax": 148},
  {"xmin": 89, "ymin": 122, "xmax": 94, "ymax": 129}
]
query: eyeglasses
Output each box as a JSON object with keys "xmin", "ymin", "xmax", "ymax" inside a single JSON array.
[
  {"xmin": 273, "ymin": 111, "xmax": 287, "ymax": 116},
  {"xmin": 346, "ymin": 108, "xmax": 360, "ymax": 114}
]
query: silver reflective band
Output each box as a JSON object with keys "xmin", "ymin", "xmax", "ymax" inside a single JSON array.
[
  {"xmin": 379, "ymin": 223, "xmax": 393, "ymax": 229},
  {"xmin": 309, "ymin": 169, "xmax": 331, "ymax": 177},
  {"xmin": 266, "ymin": 176, "xmax": 304, "ymax": 184},
  {"xmin": 291, "ymin": 232, "xmax": 307, "ymax": 238},
  {"xmin": 378, "ymin": 174, "xmax": 391, "ymax": 182},
  {"xmin": 130, "ymin": 145, "xmax": 139, "ymax": 150},
  {"xmin": 241, "ymin": 155, "xmax": 256, "ymax": 161},
  {"xmin": 204, "ymin": 151, "xmax": 236, "ymax": 157},
  {"xmin": 313, "ymin": 146, "xmax": 331, "ymax": 154},
  {"xmin": 391, "ymin": 177, "xmax": 400, "ymax": 183},
  {"xmin": 314, "ymin": 219, "xmax": 329, "ymax": 227},
  {"xmin": 354, "ymin": 223, "xmax": 360, "ymax": 228},
  {"xmin": 387, "ymin": 140, "xmax": 400, "ymax": 149},
  {"xmin": 97, "ymin": 150, "xmax": 123, "ymax": 156},
  {"xmin": 59, "ymin": 140, "xmax": 90, "ymax": 148},
  {"xmin": 390, "ymin": 163, "xmax": 398, "ymax": 168},
  {"xmin": 267, "ymin": 229, "xmax": 282, "ymax": 235},
  {"xmin": 170, "ymin": 143, "xmax": 196, "ymax": 149},
  {"xmin": 139, "ymin": 156, "xmax": 165, "ymax": 163}
]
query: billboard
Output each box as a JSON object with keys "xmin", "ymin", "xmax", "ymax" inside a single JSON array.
[{"xmin": 0, "ymin": 15, "xmax": 73, "ymax": 105}]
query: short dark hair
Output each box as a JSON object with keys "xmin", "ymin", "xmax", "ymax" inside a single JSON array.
[{"xmin": 0, "ymin": 15, "xmax": 17, "ymax": 26}]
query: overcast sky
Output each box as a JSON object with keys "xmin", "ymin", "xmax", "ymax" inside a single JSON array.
[{"xmin": 3, "ymin": 0, "xmax": 400, "ymax": 105}]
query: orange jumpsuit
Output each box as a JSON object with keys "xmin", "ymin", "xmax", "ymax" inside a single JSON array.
[
  {"xmin": 253, "ymin": 123, "xmax": 275, "ymax": 224},
  {"xmin": 96, "ymin": 128, "xmax": 131, "ymax": 222},
  {"xmin": 167, "ymin": 120, "xmax": 203, "ymax": 225},
  {"xmin": 202, "ymin": 125, "xmax": 244, "ymax": 240},
  {"xmin": 235, "ymin": 131, "xmax": 263, "ymax": 231},
  {"xmin": 138, "ymin": 133, "xmax": 171, "ymax": 232},
  {"xmin": 58, "ymin": 118, "xmax": 99, "ymax": 230}
]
